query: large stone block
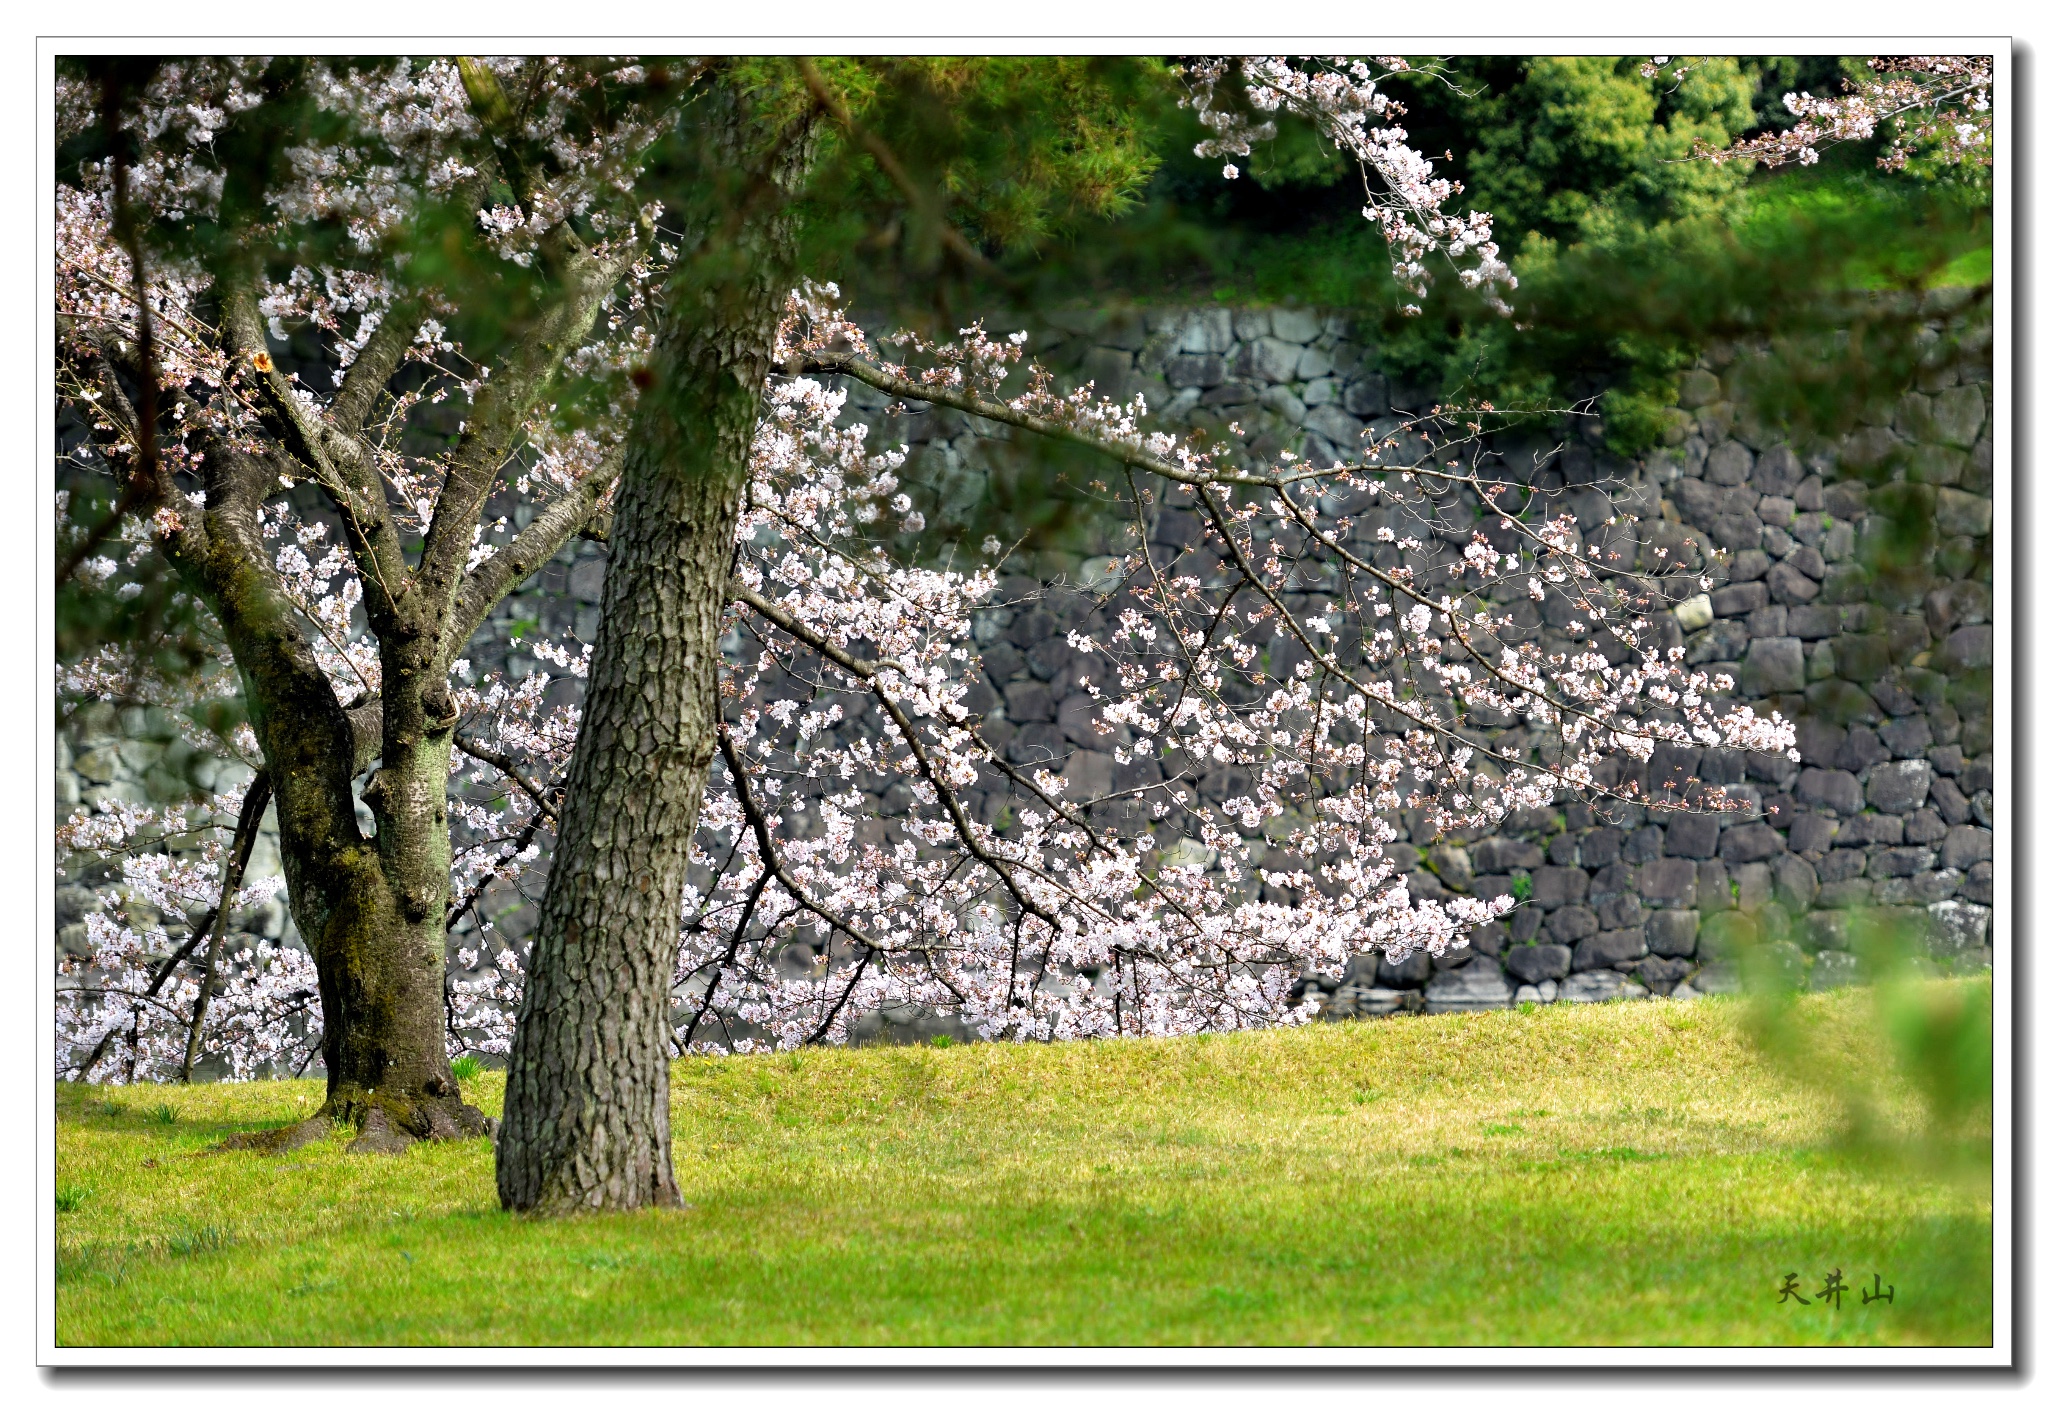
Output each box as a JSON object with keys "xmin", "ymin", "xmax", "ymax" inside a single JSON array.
[
  {"xmin": 1636, "ymin": 858, "xmax": 1698, "ymax": 906},
  {"xmin": 1472, "ymin": 836, "xmax": 1546, "ymax": 873},
  {"xmin": 1302, "ymin": 405, "xmax": 1365, "ymax": 447},
  {"xmin": 1238, "ymin": 337, "xmax": 1303, "ymax": 384},
  {"xmin": 1545, "ymin": 905, "xmax": 1599, "ymax": 943},
  {"xmin": 1645, "ymin": 909, "xmax": 1700, "ymax": 957},
  {"xmin": 1832, "ymin": 633, "xmax": 1892, "ymax": 682},
  {"xmin": 1936, "ymin": 488, "xmax": 1992, "ymax": 537},
  {"xmin": 1865, "ymin": 759, "xmax": 1932, "ymax": 814},
  {"xmin": 1753, "ymin": 444, "xmax": 1804, "ymax": 496},
  {"xmin": 1719, "ymin": 823, "xmax": 1787, "ymax": 864},
  {"xmin": 1506, "ymin": 943, "xmax": 1572, "ymax": 984},
  {"xmin": 1424, "ymin": 961, "xmax": 1514, "ymax": 1013},
  {"xmin": 1765, "ymin": 560, "xmax": 1822, "ymax": 606},
  {"xmin": 1530, "ymin": 865, "xmax": 1590, "ymax": 910},
  {"xmin": 1558, "ymin": 970, "xmax": 1648, "ymax": 1003},
  {"xmin": 1573, "ymin": 927, "xmax": 1647, "ymax": 971},
  {"xmin": 1664, "ymin": 811, "xmax": 1720, "ymax": 858},
  {"xmin": 1710, "ymin": 582, "xmax": 1766, "ymax": 617},
  {"xmin": 1742, "ymin": 635, "xmax": 1806, "ymax": 694},
  {"xmin": 1795, "ymin": 768, "xmax": 1864, "ymax": 815},
  {"xmin": 1939, "ymin": 624, "xmax": 1993, "ymax": 670},
  {"xmin": 1941, "ymin": 824, "xmax": 1993, "ymax": 870},
  {"xmin": 1932, "ymin": 384, "xmax": 1985, "ymax": 447},
  {"xmin": 1706, "ymin": 441, "xmax": 1754, "ymax": 485}
]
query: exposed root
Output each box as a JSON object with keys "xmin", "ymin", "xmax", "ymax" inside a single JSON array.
[
  {"xmin": 213, "ymin": 1087, "xmax": 492, "ymax": 1157},
  {"xmin": 214, "ymin": 1115, "xmax": 335, "ymax": 1154},
  {"xmin": 346, "ymin": 1107, "xmax": 415, "ymax": 1156}
]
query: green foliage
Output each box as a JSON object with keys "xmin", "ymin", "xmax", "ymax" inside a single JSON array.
[
  {"xmin": 450, "ymin": 1056, "xmax": 483, "ymax": 1084},
  {"xmin": 57, "ymin": 1185, "xmax": 91, "ymax": 1213},
  {"xmin": 1742, "ymin": 907, "xmax": 1991, "ymax": 1185},
  {"xmin": 1510, "ymin": 872, "xmax": 1534, "ymax": 903}
]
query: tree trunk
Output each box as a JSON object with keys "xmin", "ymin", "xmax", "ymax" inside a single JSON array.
[
  {"xmin": 497, "ymin": 90, "xmax": 815, "ymax": 1212},
  {"xmin": 206, "ymin": 520, "xmax": 484, "ymax": 1152}
]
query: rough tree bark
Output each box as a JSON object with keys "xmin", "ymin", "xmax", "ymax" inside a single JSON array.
[{"xmin": 496, "ymin": 89, "xmax": 817, "ymax": 1212}]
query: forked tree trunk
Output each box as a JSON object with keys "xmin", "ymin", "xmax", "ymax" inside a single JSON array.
[
  {"xmin": 497, "ymin": 93, "xmax": 814, "ymax": 1212},
  {"xmin": 213, "ymin": 544, "xmax": 485, "ymax": 1152}
]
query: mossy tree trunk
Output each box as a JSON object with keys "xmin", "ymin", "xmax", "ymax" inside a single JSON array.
[{"xmin": 85, "ymin": 69, "xmax": 636, "ymax": 1149}]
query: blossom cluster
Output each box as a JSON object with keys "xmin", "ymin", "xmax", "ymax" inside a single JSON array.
[
  {"xmin": 1182, "ymin": 58, "xmax": 1516, "ymax": 314},
  {"xmin": 1688, "ymin": 55, "xmax": 1993, "ymax": 172}
]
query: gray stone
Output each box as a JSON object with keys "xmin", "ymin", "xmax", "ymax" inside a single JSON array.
[
  {"xmin": 1239, "ymin": 337, "xmax": 1303, "ymax": 384},
  {"xmin": 1302, "ymin": 405, "xmax": 1365, "ymax": 447},
  {"xmin": 1719, "ymin": 823, "xmax": 1786, "ymax": 864},
  {"xmin": 1545, "ymin": 905, "xmax": 1599, "ymax": 943},
  {"xmin": 1645, "ymin": 910, "xmax": 1700, "ymax": 957},
  {"xmin": 1867, "ymin": 846, "xmax": 1935, "ymax": 878},
  {"xmin": 1573, "ymin": 927, "xmax": 1648, "ymax": 971},
  {"xmin": 1664, "ymin": 812, "xmax": 1720, "ymax": 859},
  {"xmin": 1835, "ymin": 813, "xmax": 1904, "ymax": 847},
  {"xmin": 1936, "ymin": 488, "xmax": 1992, "ymax": 537},
  {"xmin": 1706, "ymin": 441, "xmax": 1754, "ymax": 485},
  {"xmin": 1765, "ymin": 561, "xmax": 1822, "ymax": 606},
  {"xmin": 1688, "ymin": 962, "xmax": 1744, "ymax": 996},
  {"xmin": 1809, "ymin": 950, "xmax": 1864, "ymax": 992},
  {"xmin": 1558, "ymin": 970, "xmax": 1648, "ymax": 1003},
  {"xmin": 1925, "ymin": 900, "xmax": 1990, "ymax": 956},
  {"xmin": 1167, "ymin": 353, "xmax": 1228, "ymax": 389},
  {"xmin": 1941, "ymin": 824, "xmax": 1992, "ymax": 870},
  {"xmin": 1635, "ymin": 858, "xmax": 1698, "ymax": 907},
  {"xmin": 1342, "ymin": 375, "xmax": 1389, "ymax": 418},
  {"xmin": 1753, "ymin": 444, "xmax": 1804, "ymax": 496},
  {"xmin": 1932, "ymin": 384, "xmax": 1985, "ymax": 447},
  {"xmin": 1678, "ymin": 369, "xmax": 1720, "ymax": 408},
  {"xmin": 568, "ymin": 558, "xmax": 605, "ymax": 603},
  {"xmin": 1505, "ymin": 943, "xmax": 1572, "ymax": 985},
  {"xmin": 1059, "ymin": 749, "xmax": 1116, "ymax": 801},
  {"xmin": 1903, "ymin": 806, "xmax": 1948, "ymax": 845},
  {"xmin": 1877, "ymin": 715, "xmax": 1933, "ymax": 758},
  {"xmin": 1789, "ymin": 813, "xmax": 1837, "ymax": 853},
  {"xmin": 1795, "ymin": 768, "xmax": 1864, "ymax": 815},
  {"xmin": 1803, "ymin": 910, "xmax": 1853, "ymax": 952},
  {"xmin": 1376, "ymin": 949, "xmax": 1432, "ymax": 989},
  {"xmin": 1713, "ymin": 582, "xmax": 1769, "ymax": 616},
  {"xmin": 1635, "ymin": 956, "xmax": 1694, "ymax": 996},
  {"xmin": 1771, "ymin": 853, "xmax": 1819, "ymax": 912},
  {"xmin": 1268, "ymin": 307, "xmax": 1322, "ymax": 344},
  {"xmin": 1424, "ymin": 961, "xmax": 1514, "ymax": 1013},
  {"xmin": 1742, "ymin": 636, "xmax": 1806, "ymax": 694},
  {"xmin": 1865, "ymin": 760, "xmax": 1932, "ymax": 814},
  {"xmin": 1733, "ymin": 544, "xmax": 1775, "ymax": 581},
  {"xmin": 1472, "ymin": 837, "xmax": 1546, "ymax": 873},
  {"xmin": 1939, "ymin": 624, "xmax": 1993, "ymax": 670},
  {"xmin": 1530, "ymin": 865, "xmax": 1589, "ymax": 910},
  {"xmin": 1697, "ymin": 910, "xmax": 1757, "ymax": 963}
]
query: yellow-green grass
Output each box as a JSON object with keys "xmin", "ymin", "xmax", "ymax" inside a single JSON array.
[{"xmin": 56, "ymin": 990, "xmax": 1990, "ymax": 1347}]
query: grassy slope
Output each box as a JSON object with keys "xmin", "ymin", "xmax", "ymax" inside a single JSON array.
[{"xmin": 55, "ymin": 991, "xmax": 1989, "ymax": 1348}]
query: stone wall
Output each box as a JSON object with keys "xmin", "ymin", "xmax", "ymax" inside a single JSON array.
[{"xmin": 56, "ymin": 293, "xmax": 1995, "ymax": 1038}]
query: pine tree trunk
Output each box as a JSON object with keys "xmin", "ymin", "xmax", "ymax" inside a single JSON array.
[{"xmin": 496, "ymin": 91, "xmax": 814, "ymax": 1212}]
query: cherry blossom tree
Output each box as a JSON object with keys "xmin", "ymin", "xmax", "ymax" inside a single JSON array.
[
  {"xmin": 54, "ymin": 56, "xmax": 1793, "ymax": 1192},
  {"xmin": 493, "ymin": 57, "xmax": 1786, "ymax": 1212}
]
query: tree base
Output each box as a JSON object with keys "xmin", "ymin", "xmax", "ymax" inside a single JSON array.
[{"xmin": 215, "ymin": 1088, "xmax": 493, "ymax": 1156}]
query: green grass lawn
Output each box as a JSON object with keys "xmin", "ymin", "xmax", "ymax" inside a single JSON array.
[{"xmin": 55, "ymin": 990, "xmax": 1991, "ymax": 1348}]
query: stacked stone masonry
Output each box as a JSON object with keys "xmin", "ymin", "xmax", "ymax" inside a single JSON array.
[{"xmin": 56, "ymin": 295, "xmax": 1994, "ymax": 1040}]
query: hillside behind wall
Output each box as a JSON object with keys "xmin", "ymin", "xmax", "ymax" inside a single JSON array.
[{"xmin": 56, "ymin": 294, "xmax": 1995, "ymax": 1044}]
